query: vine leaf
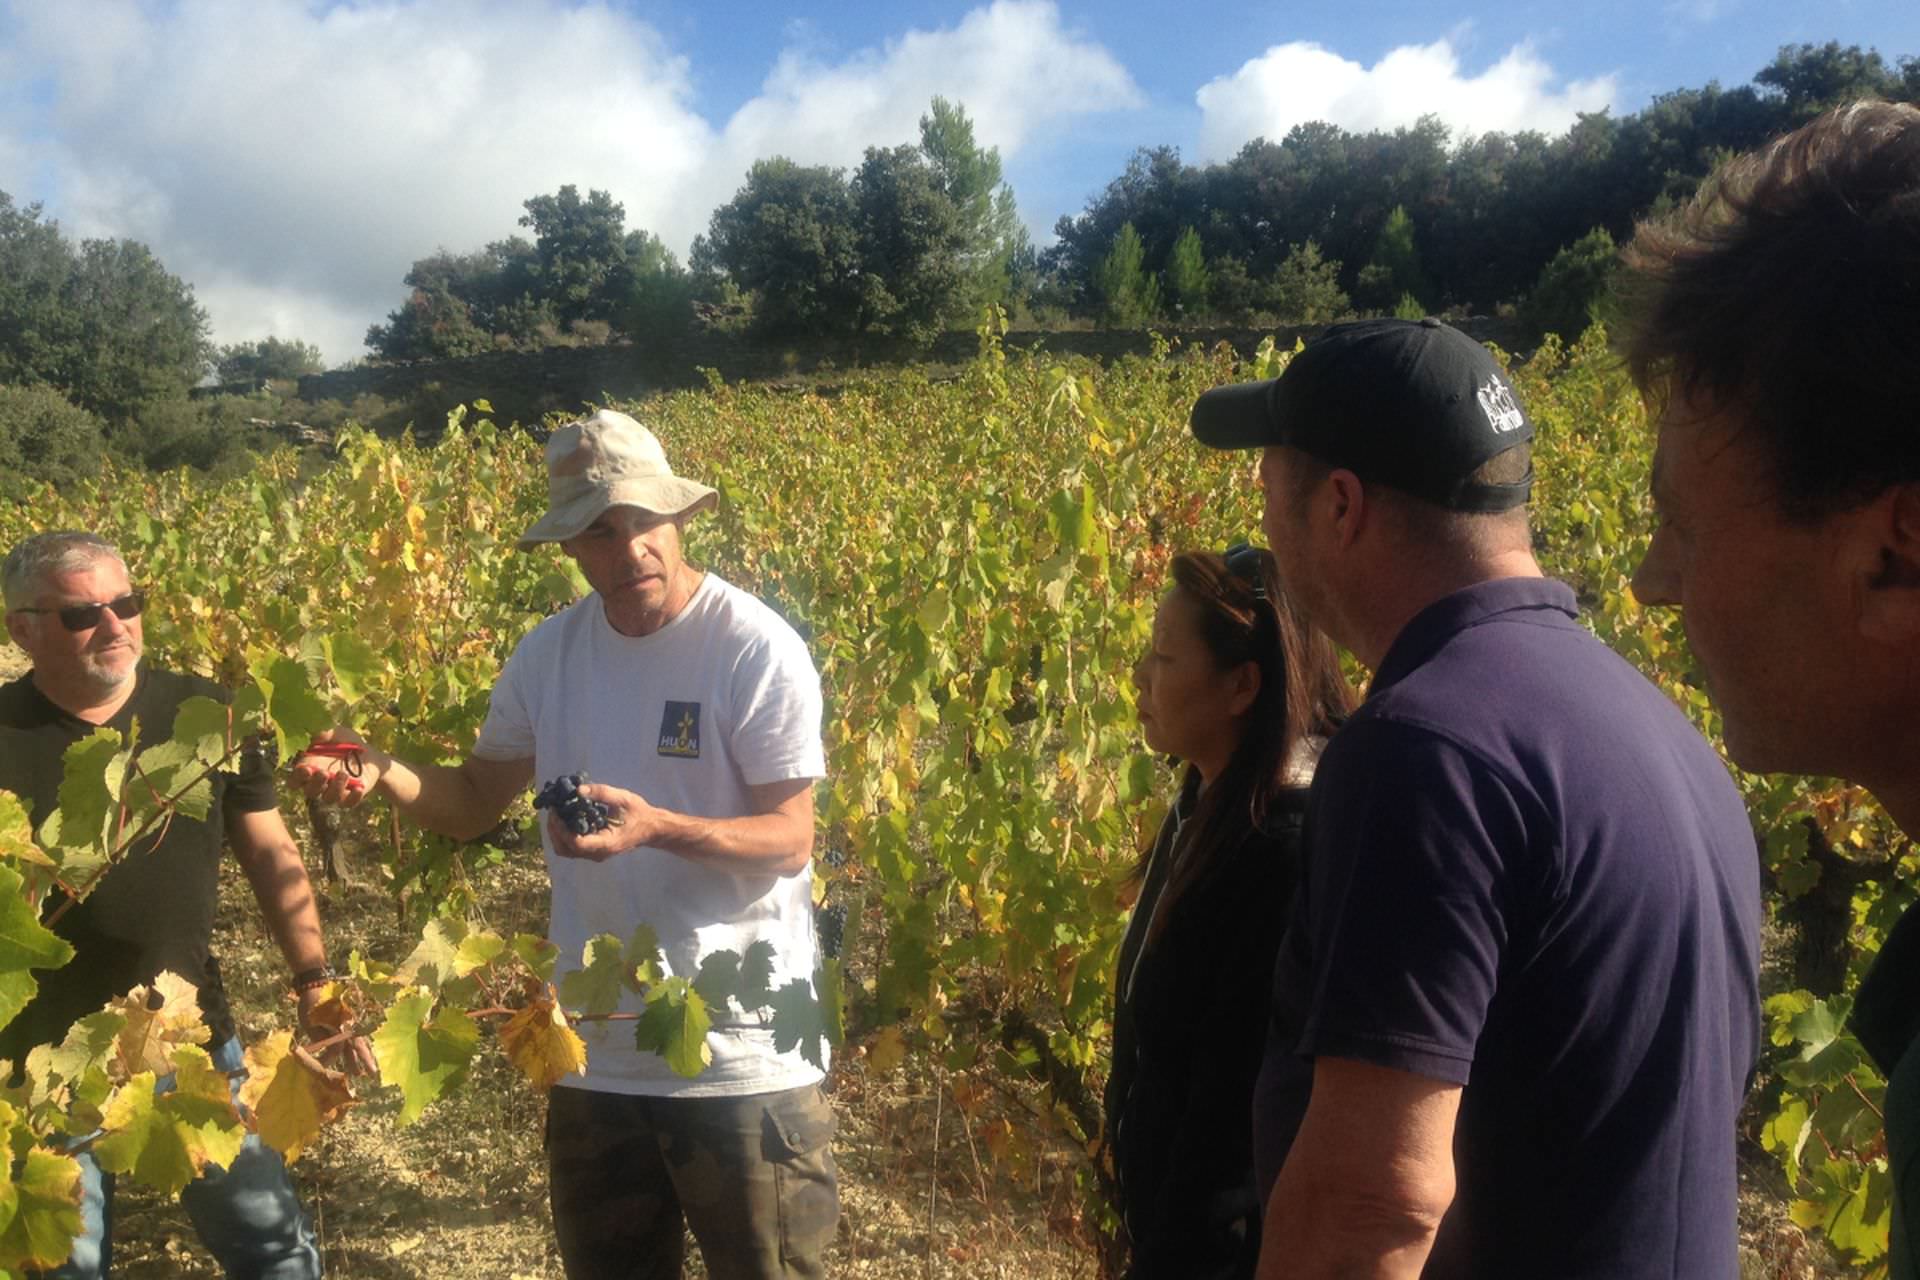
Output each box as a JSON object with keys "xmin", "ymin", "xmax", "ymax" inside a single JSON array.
[
  {"xmin": 40, "ymin": 729, "xmax": 127, "ymax": 854},
  {"xmin": 372, "ymin": 993, "xmax": 479, "ymax": 1126},
  {"xmin": 393, "ymin": 919, "xmax": 463, "ymax": 991},
  {"xmin": 511, "ymin": 933, "xmax": 558, "ymax": 984},
  {"xmin": 868, "ymin": 1026, "xmax": 907, "ymax": 1075},
  {"xmin": 451, "ymin": 929, "xmax": 507, "ymax": 979},
  {"xmin": 320, "ymin": 632, "xmax": 381, "ymax": 705},
  {"xmin": 93, "ymin": 1047, "xmax": 245, "ymax": 1197},
  {"xmin": 168, "ymin": 696, "xmax": 234, "ymax": 771},
  {"xmin": 0, "ymin": 865, "xmax": 75, "ymax": 1034},
  {"xmin": 625, "ymin": 925, "xmax": 664, "ymax": 986},
  {"xmin": 632, "ymin": 979, "xmax": 712, "ymax": 1079},
  {"xmin": 127, "ymin": 739, "xmax": 213, "ymax": 825},
  {"xmin": 556, "ymin": 934, "xmax": 628, "ymax": 1018},
  {"xmin": 109, "ymin": 971, "xmax": 208, "ymax": 1077},
  {"xmin": 500, "ymin": 990, "xmax": 587, "ymax": 1090},
  {"xmin": 0, "ymin": 1147, "xmax": 84, "ymax": 1271},
  {"xmin": 0, "ymin": 792, "xmax": 55, "ymax": 870},
  {"xmin": 241, "ymin": 1031, "xmax": 356, "ymax": 1161},
  {"xmin": 248, "ymin": 654, "xmax": 332, "ymax": 762}
]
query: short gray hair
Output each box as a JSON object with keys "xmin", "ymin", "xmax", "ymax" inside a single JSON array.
[{"xmin": 3, "ymin": 532, "xmax": 129, "ymax": 610}]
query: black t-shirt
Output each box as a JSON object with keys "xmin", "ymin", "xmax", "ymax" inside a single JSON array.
[
  {"xmin": 0, "ymin": 668, "xmax": 277, "ymax": 1056},
  {"xmin": 1252, "ymin": 578, "xmax": 1762, "ymax": 1279}
]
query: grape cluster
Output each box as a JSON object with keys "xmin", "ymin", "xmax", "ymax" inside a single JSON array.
[
  {"xmin": 816, "ymin": 902, "xmax": 848, "ymax": 960},
  {"xmin": 534, "ymin": 773, "xmax": 613, "ymax": 836},
  {"xmin": 821, "ymin": 843, "xmax": 848, "ymax": 869}
]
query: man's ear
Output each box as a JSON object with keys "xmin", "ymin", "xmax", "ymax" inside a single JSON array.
[
  {"xmin": 4, "ymin": 610, "xmax": 31, "ymax": 653},
  {"xmin": 1860, "ymin": 482, "xmax": 1920, "ymax": 644},
  {"xmin": 1325, "ymin": 469, "xmax": 1369, "ymax": 551}
]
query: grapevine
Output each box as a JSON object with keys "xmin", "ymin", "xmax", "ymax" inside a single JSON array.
[{"xmin": 0, "ymin": 324, "xmax": 1903, "ymax": 1270}]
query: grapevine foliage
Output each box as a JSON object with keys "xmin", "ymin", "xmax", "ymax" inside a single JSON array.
[{"xmin": 0, "ymin": 326, "xmax": 1905, "ymax": 1269}]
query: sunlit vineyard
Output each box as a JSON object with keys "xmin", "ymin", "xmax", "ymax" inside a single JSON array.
[{"xmin": 0, "ymin": 317, "xmax": 1908, "ymax": 1274}]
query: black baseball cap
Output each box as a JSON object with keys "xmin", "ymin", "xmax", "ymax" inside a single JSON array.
[{"xmin": 1189, "ymin": 318, "xmax": 1535, "ymax": 512}]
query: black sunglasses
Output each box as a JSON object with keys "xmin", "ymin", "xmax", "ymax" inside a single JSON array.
[
  {"xmin": 1222, "ymin": 543, "xmax": 1269, "ymax": 601},
  {"xmin": 14, "ymin": 591, "xmax": 146, "ymax": 632}
]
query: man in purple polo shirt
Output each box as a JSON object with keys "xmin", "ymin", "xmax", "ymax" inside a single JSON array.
[{"xmin": 1190, "ymin": 318, "xmax": 1762, "ymax": 1279}]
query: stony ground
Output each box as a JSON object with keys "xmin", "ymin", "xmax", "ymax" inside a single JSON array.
[
  {"xmin": 105, "ymin": 857, "xmax": 1101, "ymax": 1280},
  {"xmin": 0, "ymin": 644, "xmax": 1860, "ymax": 1277}
]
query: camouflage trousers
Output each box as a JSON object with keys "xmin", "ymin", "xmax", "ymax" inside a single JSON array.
[{"xmin": 544, "ymin": 1083, "xmax": 838, "ymax": 1280}]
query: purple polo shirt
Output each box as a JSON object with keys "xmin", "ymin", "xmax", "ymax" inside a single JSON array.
[{"xmin": 1252, "ymin": 577, "xmax": 1760, "ymax": 1278}]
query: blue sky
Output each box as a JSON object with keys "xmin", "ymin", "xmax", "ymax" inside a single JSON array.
[{"xmin": 1, "ymin": 0, "xmax": 1914, "ymax": 364}]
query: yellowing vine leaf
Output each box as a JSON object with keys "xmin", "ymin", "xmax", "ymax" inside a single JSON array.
[
  {"xmin": 93, "ymin": 1047, "xmax": 245, "ymax": 1197},
  {"xmin": 500, "ymin": 991, "xmax": 587, "ymax": 1090},
  {"xmin": 0, "ymin": 792, "xmax": 55, "ymax": 871},
  {"xmin": 109, "ymin": 971, "xmax": 208, "ymax": 1078},
  {"xmin": 241, "ymin": 1031, "xmax": 355, "ymax": 1161},
  {"xmin": 0, "ymin": 1148, "xmax": 84, "ymax": 1272}
]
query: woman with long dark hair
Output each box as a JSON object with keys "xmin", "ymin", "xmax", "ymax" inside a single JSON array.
[{"xmin": 1106, "ymin": 544, "xmax": 1353, "ymax": 1279}]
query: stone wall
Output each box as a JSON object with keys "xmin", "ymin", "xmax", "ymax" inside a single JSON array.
[{"xmin": 295, "ymin": 319, "xmax": 1520, "ymax": 431}]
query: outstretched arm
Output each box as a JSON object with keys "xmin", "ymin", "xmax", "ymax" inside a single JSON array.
[
  {"xmin": 225, "ymin": 804, "xmax": 378, "ymax": 1075},
  {"xmin": 288, "ymin": 729, "xmax": 534, "ymax": 843}
]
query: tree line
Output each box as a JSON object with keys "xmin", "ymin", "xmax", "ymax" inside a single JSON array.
[
  {"xmin": 365, "ymin": 41, "xmax": 1919, "ymax": 362},
  {"xmin": 0, "ymin": 40, "xmax": 1914, "ymax": 484}
]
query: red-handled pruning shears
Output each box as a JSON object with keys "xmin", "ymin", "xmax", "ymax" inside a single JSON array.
[{"xmin": 303, "ymin": 742, "xmax": 365, "ymax": 778}]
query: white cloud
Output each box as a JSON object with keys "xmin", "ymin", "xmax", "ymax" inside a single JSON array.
[
  {"xmin": 1195, "ymin": 39, "xmax": 1618, "ymax": 162},
  {"xmin": 0, "ymin": 0, "xmax": 1138, "ymax": 365},
  {"xmin": 722, "ymin": 2, "xmax": 1138, "ymax": 171}
]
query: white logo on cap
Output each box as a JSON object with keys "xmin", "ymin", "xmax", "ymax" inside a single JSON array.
[{"xmin": 1476, "ymin": 377, "xmax": 1526, "ymax": 435}]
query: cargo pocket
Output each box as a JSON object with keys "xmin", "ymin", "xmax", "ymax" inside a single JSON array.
[{"xmin": 762, "ymin": 1085, "xmax": 839, "ymax": 1271}]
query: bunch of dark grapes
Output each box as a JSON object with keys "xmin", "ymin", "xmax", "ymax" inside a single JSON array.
[
  {"xmin": 821, "ymin": 843, "xmax": 848, "ymax": 869},
  {"xmin": 816, "ymin": 902, "xmax": 848, "ymax": 960},
  {"xmin": 534, "ymin": 773, "xmax": 613, "ymax": 836}
]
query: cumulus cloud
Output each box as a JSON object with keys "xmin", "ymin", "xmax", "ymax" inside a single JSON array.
[
  {"xmin": 1195, "ymin": 39, "xmax": 1617, "ymax": 162},
  {"xmin": 0, "ymin": 0, "xmax": 1138, "ymax": 364}
]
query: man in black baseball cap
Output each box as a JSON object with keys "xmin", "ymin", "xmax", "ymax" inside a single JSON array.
[
  {"xmin": 1190, "ymin": 316, "xmax": 1533, "ymax": 512},
  {"xmin": 1199, "ymin": 320, "xmax": 1761, "ymax": 1280}
]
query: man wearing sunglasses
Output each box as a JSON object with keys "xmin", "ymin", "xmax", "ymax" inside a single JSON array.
[{"xmin": 0, "ymin": 529, "xmax": 366, "ymax": 1279}]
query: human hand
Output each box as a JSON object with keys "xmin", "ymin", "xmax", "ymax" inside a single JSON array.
[
  {"xmin": 296, "ymin": 982, "xmax": 379, "ymax": 1079},
  {"xmin": 288, "ymin": 728, "xmax": 386, "ymax": 808},
  {"xmin": 546, "ymin": 782, "xmax": 669, "ymax": 862}
]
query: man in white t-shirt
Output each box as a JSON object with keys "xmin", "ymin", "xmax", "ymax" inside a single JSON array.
[{"xmin": 289, "ymin": 409, "xmax": 835, "ymax": 1280}]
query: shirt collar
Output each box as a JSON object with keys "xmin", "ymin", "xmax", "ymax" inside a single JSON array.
[{"xmin": 1370, "ymin": 577, "xmax": 1579, "ymax": 698}]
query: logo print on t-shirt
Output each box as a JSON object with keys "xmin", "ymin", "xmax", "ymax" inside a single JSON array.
[{"xmin": 658, "ymin": 702, "xmax": 701, "ymax": 758}]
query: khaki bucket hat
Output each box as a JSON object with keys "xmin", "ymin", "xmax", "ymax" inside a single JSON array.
[{"xmin": 518, "ymin": 410, "xmax": 718, "ymax": 549}]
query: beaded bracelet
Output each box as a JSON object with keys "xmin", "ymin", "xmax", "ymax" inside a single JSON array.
[{"xmin": 291, "ymin": 965, "xmax": 339, "ymax": 993}]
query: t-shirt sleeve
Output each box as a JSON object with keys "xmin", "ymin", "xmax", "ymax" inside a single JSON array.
[
  {"xmin": 472, "ymin": 641, "xmax": 537, "ymax": 761},
  {"xmin": 1295, "ymin": 719, "xmax": 1529, "ymax": 1086},
  {"xmin": 226, "ymin": 733, "xmax": 279, "ymax": 813},
  {"xmin": 727, "ymin": 627, "xmax": 825, "ymax": 786},
  {"xmin": 194, "ymin": 677, "xmax": 275, "ymax": 814}
]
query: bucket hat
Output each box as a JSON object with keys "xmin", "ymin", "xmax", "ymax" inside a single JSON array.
[{"xmin": 518, "ymin": 410, "xmax": 718, "ymax": 548}]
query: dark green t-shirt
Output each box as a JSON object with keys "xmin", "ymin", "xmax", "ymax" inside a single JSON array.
[
  {"xmin": 0, "ymin": 667, "xmax": 277, "ymax": 1057},
  {"xmin": 1853, "ymin": 902, "xmax": 1920, "ymax": 1280}
]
